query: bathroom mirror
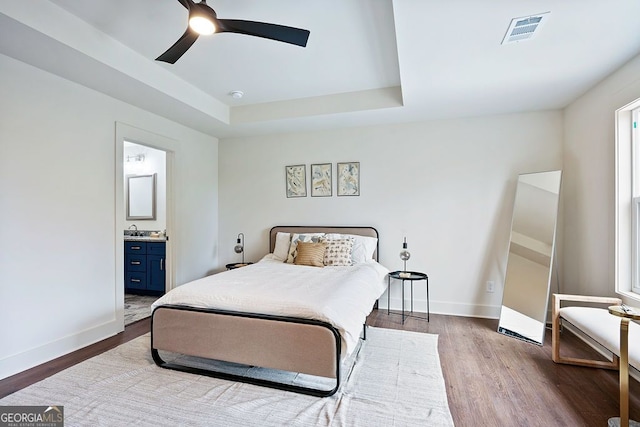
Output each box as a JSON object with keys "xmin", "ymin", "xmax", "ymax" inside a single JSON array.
[
  {"xmin": 498, "ymin": 170, "xmax": 562, "ymax": 345},
  {"xmin": 126, "ymin": 174, "xmax": 156, "ymax": 220}
]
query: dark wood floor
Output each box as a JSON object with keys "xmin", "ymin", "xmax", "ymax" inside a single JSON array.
[
  {"xmin": 1, "ymin": 311, "xmax": 638, "ymax": 426},
  {"xmin": 0, "ymin": 318, "xmax": 150, "ymax": 400},
  {"xmin": 367, "ymin": 310, "xmax": 640, "ymax": 427}
]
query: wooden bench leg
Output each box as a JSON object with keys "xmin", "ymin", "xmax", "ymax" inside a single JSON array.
[{"xmin": 551, "ymin": 294, "xmax": 620, "ymax": 370}]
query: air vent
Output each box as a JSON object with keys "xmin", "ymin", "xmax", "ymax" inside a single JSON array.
[{"xmin": 501, "ymin": 12, "xmax": 550, "ymax": 45}]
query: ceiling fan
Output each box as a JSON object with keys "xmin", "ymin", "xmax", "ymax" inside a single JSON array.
[{"xmin": 156, "ymin": 0, "xmax": 311, "ymax": 64}]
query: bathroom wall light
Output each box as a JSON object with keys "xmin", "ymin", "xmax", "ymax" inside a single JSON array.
[
  {"xmin": 126, "ymin": 154, "xmax": 145, "ymax": 163},
  {"xmin": 234, "ymin": 233, "xmax": 245, "ymax": 263}
]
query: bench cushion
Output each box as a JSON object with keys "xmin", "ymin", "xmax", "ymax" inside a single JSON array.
[{"xmin": 559, "ymin": 306, "xmax": 640, "ymax": 370}]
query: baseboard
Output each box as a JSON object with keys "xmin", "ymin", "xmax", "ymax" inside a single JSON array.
[
  {"xmin": 379, "ymin": 296, "xmax": 501, "ymax": 319},
  {"xmin": 0, "ymin": 320, "xmax": 122, "ymax": 380}
]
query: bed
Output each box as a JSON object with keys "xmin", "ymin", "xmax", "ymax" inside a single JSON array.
[{"xmin": 150, "ymin": 226, "xmax": 388, "ymax": 397}]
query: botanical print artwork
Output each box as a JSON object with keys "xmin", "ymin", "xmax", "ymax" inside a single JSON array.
[
  {"xmin": 286, "ymin": 165, "xmax": 307, "ymax": 197},
  {"xmin": 337, "ymin": 162, "xmax": 360, "ymax": 196},
  {"xmin": 311, "ymin": 163, "xmax": 332, "ymax": 197}
]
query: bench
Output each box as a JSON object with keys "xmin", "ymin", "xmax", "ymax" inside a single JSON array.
[{"xmin": 552, "ymin": 294, "xmax": 640, "ymax": 371}]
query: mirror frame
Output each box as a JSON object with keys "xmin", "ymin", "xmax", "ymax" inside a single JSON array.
[
  {"xmin": 126, "ymin": 174, "xmax": 156, "ymax": 220},
  {"xmin": 497, "ymin": 170, "xmax": 562, "ymax": 346}
]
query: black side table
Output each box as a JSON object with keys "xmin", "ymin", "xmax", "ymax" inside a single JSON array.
[
  {"xmin": 387, "ymin": 271, "xmax": 429, "ymax": 323},
  {"xmin": 225, "ymin": 262, "xmax": 253, "ymax": 270}
]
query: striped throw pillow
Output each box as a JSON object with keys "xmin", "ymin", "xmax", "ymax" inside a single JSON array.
[
  {"xmin": 286, "ymin": 233, "xmax": 324, "ymax": 263},
  {"xmin": 294, "ymin": 241, "xmax": 328, "ymax": 267}
]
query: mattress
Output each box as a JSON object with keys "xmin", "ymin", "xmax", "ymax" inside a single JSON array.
[{"xmin": 152, "ymin": 255, "xmax": 389, "ymax": 355}]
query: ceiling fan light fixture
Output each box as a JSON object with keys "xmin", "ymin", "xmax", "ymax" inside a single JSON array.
[
  {"xmin": 156, "ymin": 0, "xmax": 310, "ymax": 64},
  {"xmin": 189, "ymin": 16, "xmax": 215, "ymax": 35}
]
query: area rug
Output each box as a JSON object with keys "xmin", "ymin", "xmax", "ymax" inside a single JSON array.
[
  {"xmin": 0, "ymin": 327, "xmax": 454, "ymax": 427},
  {"xmin": 124, "ymin": 294, "xmax": 157, "ymax": 325}
]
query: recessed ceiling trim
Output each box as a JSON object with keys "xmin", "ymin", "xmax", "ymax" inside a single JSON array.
[
  {"xmin": 231, "ymin": 87, "xmax": 403, "ymax": 125},
  {"xmin": 501, "ymin": 12, "xmax": 550, "ymax": 45}
]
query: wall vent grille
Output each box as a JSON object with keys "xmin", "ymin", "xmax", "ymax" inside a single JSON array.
[{"xmin": 502, "ymin": 12, "xmax": 550, "ymax": 45}]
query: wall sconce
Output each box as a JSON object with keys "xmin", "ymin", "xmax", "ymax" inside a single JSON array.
[
  {"xmin": 126, "ymin": 154, "xmax": 145, "ymax": 163},
  {"xmin": 234, "ymin": 233, "xmax": 245, "ymax": 263},
  {"xmin": 399, "ymin": 237, "xmax": 411, "ymax": 272}
]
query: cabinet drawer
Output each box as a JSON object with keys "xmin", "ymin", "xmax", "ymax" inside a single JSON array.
[
  {"xmin": 125, "ymin": 241, "xmax": 147, "ymax": 254},
  {"xmin": 125, "ymin": 254, "xmax": 146, "ymax": 272},
  {"xmin": 147, "ymin": 242, "xmax": 166, "ymax": 255},
  {"xmin": 125, "ymin": 271, "xmax": 147, "ymax": 290}
]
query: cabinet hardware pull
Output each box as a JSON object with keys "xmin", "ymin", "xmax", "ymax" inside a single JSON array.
[
  {"xmin": 131, "ymin": 279, "xmax": 141, "ymax": 283},
  {"xmin": 160, "ymin": 259, "xmax": 164, "ymax": 271},
  {"xmin": 131, "ymin": 261, "xmax": 141, "ymax": 265},
  {"xmin": 131, "ymin": 246, "xmax": 141, "ymax": 250}
]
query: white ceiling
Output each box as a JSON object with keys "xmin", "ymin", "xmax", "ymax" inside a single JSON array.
[{"xmin": 1, "ymin": 0, "xmax": 640, "ymax": 139}]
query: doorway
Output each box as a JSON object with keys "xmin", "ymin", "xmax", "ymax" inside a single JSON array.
[
  {"xmin": 123, "ymin": 141, "xmax": 166, "ymax": 324},
  {"xmin": 115, "ymin": 122, "xmax": 175, "ymax": 330}
]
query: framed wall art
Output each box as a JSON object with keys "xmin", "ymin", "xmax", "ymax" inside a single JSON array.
[
  {"xmin": 311, "ymin": 163, "xmax": 332, "ymax": 197},
  {"xmin": 337, "ymin": 162, "xmax": 360, "ymax": 196},
  {"xmin": 285, "ymin": 164, "xmax": 307, "ymax": 198}
]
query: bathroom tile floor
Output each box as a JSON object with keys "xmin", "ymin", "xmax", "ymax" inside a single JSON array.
[{"xmin": 124, "ymin": 294, "xmax": 157, "ymax": 326}]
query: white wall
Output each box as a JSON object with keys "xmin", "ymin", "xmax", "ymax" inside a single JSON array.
[
  {"xmin": 563, "ymin": 53, "xmax": 640, "ymax": 298},
  {"xmin": 0, "ymin": 53, "xmax": 219, "ymax": 379},
  {"xmin": 219, "ymin": 111, "xmax": 563, "ymax": 317}
]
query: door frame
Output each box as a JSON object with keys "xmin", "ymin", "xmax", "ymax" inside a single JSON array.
[{"xmin": 115, "ymin": 122, "xmax": 176, "ymax": 330}]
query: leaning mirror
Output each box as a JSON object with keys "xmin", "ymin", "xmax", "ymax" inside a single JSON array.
[
  {"xmin": 498, "ymin": 170, "xmax": 562, "ymax": 345},
  {"xmin": 126, "ymin": 174, "xmax": 156, "ymax": 220}
]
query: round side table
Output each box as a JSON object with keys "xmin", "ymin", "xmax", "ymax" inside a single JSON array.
[
  {"xmin": 225, "ymin": 262, "xmax": 253, "ymax": 270},
  {"xmin": 387, "ymin": 271, "xmax": 429, "ymax": 323}
]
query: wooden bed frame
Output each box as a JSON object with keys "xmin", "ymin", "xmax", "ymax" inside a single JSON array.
[{"xmin": 151, "ymin": 226, "xmax": 379, "ymax": 397}]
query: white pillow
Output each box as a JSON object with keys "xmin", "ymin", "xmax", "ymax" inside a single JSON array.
[
  {"xmin": 352, "ymin": 235, "xmax": 378, "ymax": 263},
  {"xmin": 272, "ymin": 232, "xmax": 291, "ymax": 262},
  {"xmin": 286, "ymin": 233, "xmax": 325, "ymax": 263},
  {"xmin": 325, "ymin": 233, "xmax": 378, "ymax": 263}
]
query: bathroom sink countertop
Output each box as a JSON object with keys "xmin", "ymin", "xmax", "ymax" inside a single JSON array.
[{"xmin": 124, "ymin": 236, "xmax": 166, "ymax": 242}]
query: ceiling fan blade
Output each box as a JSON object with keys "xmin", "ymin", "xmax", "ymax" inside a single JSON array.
[
  {"xmin": 176, "ymin": 0, "xmax": 194, "ymax": 10},
  {"xmin": 156, "ymin": 28, "xmax": 199, "ymax": 63},
  {"xmin": 217, "ymin": 19, "xmax": 310, "ymax": 47}
]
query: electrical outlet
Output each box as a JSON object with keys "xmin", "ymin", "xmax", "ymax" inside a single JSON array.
[{"xmin": 486, "ymin": 281, "xmax": 495, "ymax": 293}]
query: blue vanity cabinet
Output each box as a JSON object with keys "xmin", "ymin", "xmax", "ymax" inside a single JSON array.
[
  {"xmin": 146, "ymin": 242, "xmax": 166, "ymax": 293},
  {"xmin": 125, "ymin": 241, "xmax": 165, "ymax": 295},
  {"xmin": 125, "ymin": 242, "xmax": 147, "ymax": 291}
]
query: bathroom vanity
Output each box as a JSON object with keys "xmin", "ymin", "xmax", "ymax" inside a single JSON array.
[{"xmin": 124, "ymin": 238, "xmax": 166, "ymax": 295}]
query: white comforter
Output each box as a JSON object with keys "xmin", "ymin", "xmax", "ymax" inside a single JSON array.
[{"xmin": 152, "ymin": 255, "xmax": 389, "ymax": 355}]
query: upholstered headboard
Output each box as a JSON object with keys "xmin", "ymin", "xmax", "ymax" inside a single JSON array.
[{"xmin": 269, "ymin": 226, "xmax": 379, "ymax": 261}]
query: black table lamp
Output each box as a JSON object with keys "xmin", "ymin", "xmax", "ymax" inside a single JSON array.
[
  {"xmin": 234, "ymin": 233, "xmax": 244, "ymax": 264},
  {"xmin": 399, "ymin": 237, "xmax": 411, "ymax": 272}
]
